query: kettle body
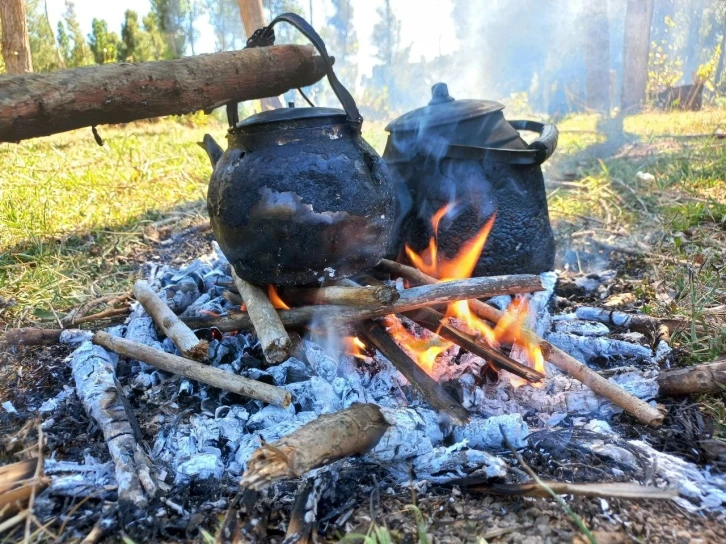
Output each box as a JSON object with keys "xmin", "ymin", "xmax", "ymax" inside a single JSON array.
[{"xmin": 384, "ymin": 83, "xmax": 557, "ymax": 277}]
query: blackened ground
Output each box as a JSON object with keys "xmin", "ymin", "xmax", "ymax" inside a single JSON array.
[{"xmin": 1, "ymin": 221, "xmax": 725, "ymax": 542}]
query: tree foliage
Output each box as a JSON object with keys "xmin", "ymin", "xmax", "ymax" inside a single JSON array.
[
  {"xmin": 204, "ymin": 0, "xmax": 245, "ymax": 52},
  {"xmin": 57, "ymin": 0, "xmax": 93, "ymax": 67},
  {"xmin": 88, "ymin": 18, "xmax": 119, "ymax": 64}
]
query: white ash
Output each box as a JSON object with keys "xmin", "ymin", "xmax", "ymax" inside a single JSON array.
[
  {"xmin": 545, "ymin": 332, "xmax": 655, "ymax": 365},
  {"xmin": 574, "ymin": 270, "xmax": 617, "ymax": 295},
  {"xmin": 554, "ymin": 320, "xmax": 611, "ymax": 337},
  {"xmin": 2, "ymin": 401, "xmax": 17, "ymax": 414},
  {"xmin": 44, "ymin": 456, "xmax": 115, "ymax": 498},
  {"xmin": 38, "ymin": 386, "xmax": 75, "ymax": 413},
  {"xmin": 58, "ymin": 329, "xmax": 94, "ymax": 344},
  {"xmin": 43, "ymin": 245, "xmax": 724, "ymax": 511}
]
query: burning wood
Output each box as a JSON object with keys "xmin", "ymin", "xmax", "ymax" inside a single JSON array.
[
  {"xmin": 241, "ymin": 404, "xmax": 390, "ymax": 491},
  {"xmin": 183, "ymin": 273, "xmax": 544, "ymax": 331},
  {"xmin": 93, "ymin": 331, "xmax": 291, "ymax": 407},
  {"xmin": 358, "ymin": 320, "xmax": 471, "ymax": 425},
  {"xmin": 232, "ymin": 271, "xmax": 292, "ymax": 364},
  {"xmin": 70, "ymin": 341, "xmax": 156, "ymax": 511},
  {"xmin": 378, "ymin": 259, "xmax": 665, "ymax": 426},
  {"xmin": 285, "ymin": 284, "xmax": 400, "ymax": 306},
  {"xmin": 132, "ymin": 280, "xmax": 208, "ymax": 361}
]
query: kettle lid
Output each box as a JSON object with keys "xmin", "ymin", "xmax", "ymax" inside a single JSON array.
[
  {"xmin": 235, "ymin": 104, "xmax": 347, "ymax": 129},
  {"xmin": 385, "ymin": 83, "xmax": 504, "ymax": 133}
]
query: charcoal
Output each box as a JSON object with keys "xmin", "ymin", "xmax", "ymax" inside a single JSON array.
[
  {"xmin": 163, "ymin": 275, "xmax": 201, "ymax": 313},
  {"xmin": 284, "ymin": 376, "xmax": 342, "ymax": 414}
]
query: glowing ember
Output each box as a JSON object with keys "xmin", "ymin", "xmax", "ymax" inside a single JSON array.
[
  {"xmin": 403, "ymin": 204, "xmax": 545, "ymax": 380},
  {"xmin": 199, "ymin": 309, "xmax": 221, "ymax": 317},
  {"xmin": 343, "ymin": 336, "xmax": 368, "ymax": 360},
  {"xmin": 267, "ymin": 285, "xmax": 290, "ymax": 310}
]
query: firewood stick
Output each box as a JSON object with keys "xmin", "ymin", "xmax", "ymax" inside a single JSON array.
[
  {"xmin": 283, "ymin": 478, "xmax": 317, "ymax": 544},
  {"xmin": 222, "ymin": 290, "xmax": 243, "ymax": 307},
  {"xmin": 66, "ymin": 306, "xmax": 130, "ymax": 325},
  {"xmin": 133, "ymin": 280, "xmax": 208, "ymax": 361},
  {"xmin": 93, "ymin": 331, "xmax": 291, "ymax": 407},
  {"xmin": 657, "ymin": 358, "xmax": 726, "ymax": 396},
  {"xmin": 182, "ymin": 274, "xmax": 544, "ymax": 332},
  {"xmin": 461, "ymin": 481, "xmax": 676, "ymax": 500},
  {"xmin": 405, "ymin": 308, "xmax": 545, "ymax": 383},
  {"xmin": 284, "ymin": 284, "xmax": 400, "ymax": 306},
  {"xmin": 378, "ymin": 259, "xmax": 665, "ymax": 427},
  {"xmin": 4, "ymin": 327, "xmax": 93, "ymax": 346},
  {"xmin": 0, "ymin": 45, "xmax": 330, "ymax": 143},
  {"xmin": 359, "ymin": 321, "xmax": 471, "ymax": 425},
  {"xmin": 232, "ymin": 271, "xmax": 291, "ymax": 364},
  {"xmin": 241, "ymin": 404, "xmax": 389, "ymax": 491}
]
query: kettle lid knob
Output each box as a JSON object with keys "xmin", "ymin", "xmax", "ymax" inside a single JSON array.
[{"xmin": 429, "ymin": 82, "xmax": 454, "ymax": 105}]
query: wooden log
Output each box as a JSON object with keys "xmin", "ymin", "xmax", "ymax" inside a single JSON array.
[
  {"xmin": 359, "ymin": 321, "xmax": 471, "ymax": 425},
  {"xmin": 405, "ymin": 308, "xmax": 545, "ymax": 383},
  {"xmin": 284, "ymin": 284, "xmax": 400, "ymax": 306},
  {"xmin": 132, "ymin": 280, "xmax": 208, "ymax": 361},
  {"xmin": 93, "ymin": 331, "xmax": 291, "ymax": 407},
  {"xmin": 4, "ymin": 327, "xmax": 92, "ymax": 346},
  {"xmin": 378, "ymin": 259, "xmax": 665, "ymax": 427},
  {"xmin": 232, "ymin": 271, "xmax": 291, "ymax": 364},
  {"xmin": 241, "ymin": 404, "xmax": 389, "ymax": 491},
  {"xmin": 182, "ymin": 274, "xmax": 544, "ymax": 332},
  {"xmin": 0, "ymin": 45, "xmax": 329, "ymax": 143},
  {"xmin": 658, "ymin": 359, "xmax": 726, "ymax": 396}
]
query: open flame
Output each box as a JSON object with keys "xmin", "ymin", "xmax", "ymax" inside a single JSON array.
[
  {"xmin": 267, "ymin": 285, "xmax": 290, "ymax": 310},
  {"xmin": 384, "ymin": 316, "xmax": 452, "ymax": 374},
  {"xmin": 401, "ymin": 204, "xmax": 545, "ymax": 382},
  {"xmin": 343, "ymin": 336, "xmax": 368, "ymax": 360}
]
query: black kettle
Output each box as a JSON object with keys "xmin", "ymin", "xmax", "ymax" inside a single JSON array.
[
  {"xmin": 204, "ymin": 14, "xmax": 395, "ymax": 286},
  {"xmin": 383, "ymin": 83, "xmax": 558, "ymax": 277}
]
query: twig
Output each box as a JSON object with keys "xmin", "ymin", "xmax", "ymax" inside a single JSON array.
[
  {"xmin": 462, "ymin": 480, "xmax": 676, "ymax": 500},
  {"xmin": 68, "ymin": 306, "xmax": 130, "ymax": 325},
  {"xmin": 379, "ymin": 259, "xmax": 664, "ymax": 427},
  {"xmin": 133, "ymin": 280, "xmax": 208, "ymax": 361},
  {"xmin": 658, "ymin": 358, "xmax": 726, "ymax": 396},
  {"xmin": 93, "ymin": 331, "xmax": 291, "ymax": 407},
  {"xmin": 358, "ymin": 321, "xmax": 471, "ymax": 425},
  {"xmin": 24, "ymin": 427, "xmax": 44, "ymax": 544},
  {"xmin": 232, "ymin": 270, "xmax": 291, "ymax": 364},
  {"xmin": 500, "ymin": 426, "xmax": 597, "ymax": 544}
]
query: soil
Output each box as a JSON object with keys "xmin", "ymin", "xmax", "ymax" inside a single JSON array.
[{"xmin": 2, "ymin": 221, "xmax": 725, "ymax": 543}]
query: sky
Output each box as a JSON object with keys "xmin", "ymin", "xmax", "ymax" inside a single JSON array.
[{"xmin": 44, "ymin": 0, "xmax": 458, "ymax": 82}]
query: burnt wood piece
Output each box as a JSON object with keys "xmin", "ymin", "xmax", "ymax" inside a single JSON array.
[
  {"xmin": 5, "ymin": 327, "xmax": 62, "ymax": 346},
  {"xmin": 182, "ymin": 274, "xmax": 544, "ymax": 331},
  {"xmin": 284, "ymin": 284, "xmax": 400, "ymax": 306},
  {"xmin": 132, "ymin": 280, "xmax": 208, "ymax": 361},
  {"xmin": 93, "ymin": 331, "xmax": 291, "ymax": 407},
  {"xmin": 359, "ymin": 321, "xmax": 471, "ymax": 425},
  {"xmin": 378, "ymin": 259, "xmax": 665, "ymax": 427},
  {"xmin": 405, "ymin": 308, "xmax": 544, "ymax": 383},
  {"xmin": 0, "ymin": 45, "xmax": 329, "ymax": 143},
  {"xmin": 222, "ymin": 290, "xmax": 244, "ymax": 307},
  {"xmin": 575, "ymin": 306, "xmax": 671, "ymax": 344},
  {"xmin": 241, "ymin": 404, "xmax": 389, "ymax": 491},
  {"xmin": 232, "ymin": 271, "xmax": 291, "ymax": 364},
  {"xmin": 459, "ymin": 480, "xmax": 676, "ymax": 500},
  {"xmin": 658, "ymin": 359, "xmax": 726, "ymax": 397},
  {"xmin": 282, "ymin": 478, "xmax": 316, "ymax": 544}
]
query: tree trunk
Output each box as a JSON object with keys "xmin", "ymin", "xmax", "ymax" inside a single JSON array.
[
  {"xmin": 583, "ymin": 0, "xmax": 611, "ymax": 112},
  {"xmin": 621, "ymin": 0, "xmax": 655, "ymax": 112},
  {"xmin": 236, "ymin": 0, "xmax": 284, "ymax": 110},
  {"xmin": 0, "ymin": 45, "xmax": 328, "ymax": 143},
  {"xmin": 0, "ymin": 0, "xmax": 33, "ymax": 74}
]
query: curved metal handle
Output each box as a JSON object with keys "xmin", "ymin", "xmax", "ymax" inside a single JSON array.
[
  {"xmin": 508, "ymin": 120, "xmax": 559, "ymax": 164},
  {"xmin": 247, "ymin": 13, "xmax": 363, "ymax": 131}
]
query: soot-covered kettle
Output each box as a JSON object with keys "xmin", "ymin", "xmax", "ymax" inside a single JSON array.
[{"xmin": 204, "ymin": 14, "xmax": 395, "ymax": 286}]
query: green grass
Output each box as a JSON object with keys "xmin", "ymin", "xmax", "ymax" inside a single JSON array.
[{"xmin": 0, "ymin": 118, "xmax": 223, "ymax": 325}]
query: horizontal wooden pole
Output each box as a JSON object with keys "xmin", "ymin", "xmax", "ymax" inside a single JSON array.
[
  {"xmin": 0, "ymin": 45, "xmax": 329, "ymax": 142},
  {"xmin": 658, "ymin": 359, "xmax": 726, "ymax": 396}
]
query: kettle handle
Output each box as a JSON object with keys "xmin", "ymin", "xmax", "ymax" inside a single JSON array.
[{"xmin": 244, "ymin": 13, "xmax": 363, "ymax": 131}]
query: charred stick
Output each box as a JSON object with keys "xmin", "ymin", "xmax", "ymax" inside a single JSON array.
[
  {"xmin": 658, "ymin": 359, "xmax": 726, "ymax": 396},
  {"xmin": 285, "ymin": 284, "xmax": 400, "ymax": 306},
  {"xmin": 4, "ymin": 327, "xmax": 93, "ymax": 346},
  {"xmin": 241, "ymin": 404, "xmax": 389, "ymax": 491},
  {"xmin": 378, "ymin": 259, "xmax": 665, "ymax": 426},
  {"xmin": 283, "ymin": 478, "xmax": 317, "ymax": 544},
  {"xmin": 233, "ymin": 271, "xmax": 291, "ymax": 364},
  {"xmin": 133, "ymin": 280, "xmax": 208, "ymax": 361},
  {"xmin": 359, "ymin": 321, "xmax": 471, "ymax": 425},
  {"xmin": 183, "ymin": 274, "xmax": 543, "ymax": 332},
  {"xmin": 93, "ymin": 331, "xmax": 291, "ymax": 407},
  {"xmin": 405, "ymin": 308, "xmax": 544, "ymax": 382},
  {"xmin": 222, "ymin": 290, "xmax": 243, "ymax": 307},
  {"xmin": 575, "ymin": 306, "xmax": 671, "ymax": 344}
]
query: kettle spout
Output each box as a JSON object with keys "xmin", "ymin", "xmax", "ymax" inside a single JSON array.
[{"xmin": 197, "ymin": 134, "xmax": 223, "ymax": 168}]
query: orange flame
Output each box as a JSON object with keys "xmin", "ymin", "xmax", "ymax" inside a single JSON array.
[
  {"xmin": 384, "ymin": 316, "xmax": 452, "ymax": 374},
  {"xmin": 401, "ymin": 204, "xmax": 545, "ymax": 382},
  {"xmin": 267, "ymin": 285, "xmax": 290, "ymax": 310},
  {"xmin": 343, "ymin": 336, "xmax": 368, "ymax": 360}
]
